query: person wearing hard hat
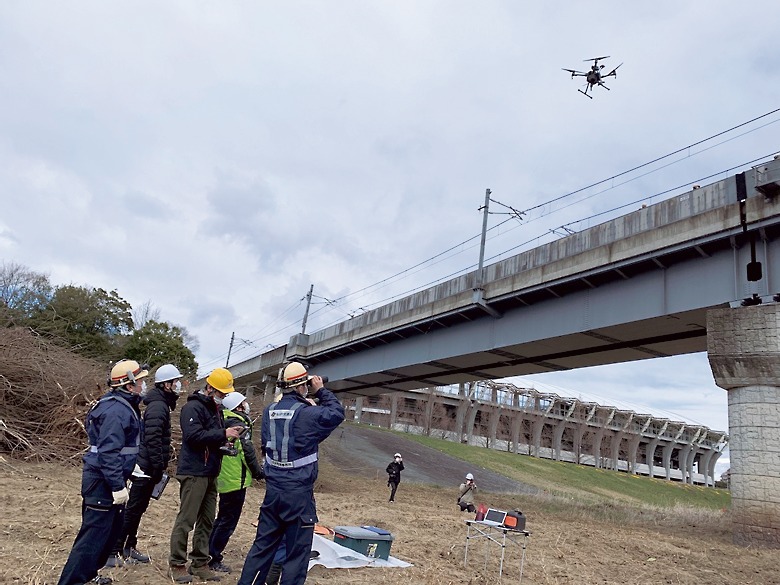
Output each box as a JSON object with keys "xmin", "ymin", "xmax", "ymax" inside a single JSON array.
[
  {"xmin": 385, "ymin": 453, "xmax": 404, "ymax": 503},
  {"xmin": 168, "ymin": 368, "xmax": 244, "ymax": 583},
  {"xmin": 207, "ymin": 392, "xmax": 264, "ymax": 573},
  {"xmin": 237, "ymin": 362, "xmax": 345, "ymax": 585},
  {"xmin": 107, "ymin": 363, "xmax": 184, "ymax": 567},
  {"xmin": 458, "ymin": 473, "xmax": 478, "ymax": 513},
  {"xmin": 57, "ymin": 359, "xmax": 149, "ymax": 585}
]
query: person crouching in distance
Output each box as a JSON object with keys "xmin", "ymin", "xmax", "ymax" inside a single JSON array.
[{"xmin": 458, "ymin": 473, "xmax": 478, "ymax": 513}]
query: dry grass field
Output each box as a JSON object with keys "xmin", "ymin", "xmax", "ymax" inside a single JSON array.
[{"xmin": 2, "ymin": 425, "xmax": 779, "ymax": 585}]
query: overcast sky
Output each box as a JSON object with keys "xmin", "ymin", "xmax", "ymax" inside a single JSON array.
[{"xmin": 3, "ymin": 2, "xmax": 779, "ymax": 478}]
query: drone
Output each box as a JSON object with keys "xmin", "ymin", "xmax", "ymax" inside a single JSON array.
[{"xmin": 563, "ymin": 56, "xmax": 622, "ymax": 98}]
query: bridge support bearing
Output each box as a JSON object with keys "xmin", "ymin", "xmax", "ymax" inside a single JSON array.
[{"xmin": 708, "ymin": 304, "xmax": 780, "ymax": 548}]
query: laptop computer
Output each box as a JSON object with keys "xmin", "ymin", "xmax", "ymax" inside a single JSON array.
[{"xmin": 480, "ymin": 508, "xmax": 507, "ymax": 527}]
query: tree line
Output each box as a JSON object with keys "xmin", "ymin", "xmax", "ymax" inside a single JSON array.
[{"xmin": 0, "ymin": 261, "xmax": 198, "ymax": 376}]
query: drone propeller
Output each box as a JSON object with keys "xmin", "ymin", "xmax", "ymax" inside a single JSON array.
[
  {"xmin": 604, "ymin": 62, "xmax": 623, "ymax": 77},
  {"xmin": 584, "ymin": 55, "xmax": 610, "ymax": 63},
  {"xmin": 562, "ymin": 68, "xmax": 585, "ymax": 78}
]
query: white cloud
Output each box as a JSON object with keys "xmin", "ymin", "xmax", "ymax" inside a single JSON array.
[{"xmin": 2, "ymin": 1, "xmax": 779, "ymax": 452}]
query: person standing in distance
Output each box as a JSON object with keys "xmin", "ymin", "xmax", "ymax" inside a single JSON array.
[
  {"xmin": 107, "ymin": 363, "xmax": 184, "ymax": 566},
  {"xmin": 457, "ymin": 473, "xmax": 478, "ymax": 513},
  {"xmin": 385, "ymin": 453, "xmax": 404, "ymax": 503},
  {"xmin": 237, "ymin": 362, "xmax": 345, "ymax": 585},
  {"xmin": 168, "ymin": 368, "xmax": 244, "ymax": 583},
  {"xmin": 57, "ymin": 360, "xmax": 148, "ymax": 585},
  {"xmin": 207, "ymin": 392, "xmax": 264, "ymax": 573}
]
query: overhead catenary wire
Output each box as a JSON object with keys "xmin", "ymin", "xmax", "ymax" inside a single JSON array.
[{"xmin": 198, "ymin": 108, "xmax": 779, "ymax": 369}]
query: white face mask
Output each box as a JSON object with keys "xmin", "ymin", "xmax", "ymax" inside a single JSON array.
[
  {"xmin": 173, "ymin": 380, "xmax": 182, "ymax": 395},
  {"xmin": 243, "ymin": 403, "xmax": 250, "ymax": 415},
  {"xmin": 213, "ymin": 395, "xmax": 224, "ymax": 405},
  {"xmin": 139, "ymin": 381, "xmax": 148, "ymax": 396}
]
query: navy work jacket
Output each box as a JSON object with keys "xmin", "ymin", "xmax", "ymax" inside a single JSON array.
[
  {"xmin": 82, "ymin": 389, "xmax": 142, "ymax": 504},
  {"xmin": 261, "ymin": 386, "xmax": 345, "ymax": 491}
]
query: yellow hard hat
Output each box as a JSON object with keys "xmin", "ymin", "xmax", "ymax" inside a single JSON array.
[
  {"xmin": 109, "ymin": 359, "xmax": 149, "ymax": 388},
  {"xmin": 277, "ymin": 362, "xmax": 311, "ymax": 390},
  {"xmin": 206, "ymin": 367, "xmax": 235, "ymax": 393}
]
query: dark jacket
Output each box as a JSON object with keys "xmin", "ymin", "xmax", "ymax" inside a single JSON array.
[
  {"xmin": 386, "ymin": 460, "xmax": 404, "ymax": 484},
  {"xmin": 82, "ymin": 389, "xmax": 142, "ymax": 505},
  {"xmin": 176, "ymin": 391, "xmax": 227, "ymax": 477},
  {"xmin": 136, "ymin": 386, "xmax": 178, "ymax": 482},
  {"xmin": 262, "ymin": 387, "xmax": 345, "ymax": 491}
]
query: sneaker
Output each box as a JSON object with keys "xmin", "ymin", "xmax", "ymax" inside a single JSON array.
[
  {"xmin": 208, "ymin": 561, "xmax": 231, "ymax": 573},
  {"xmin": 123, "ymin": 547, "xmax": 150, "ymax": 563},
  {"xmin": 92, "ymin": 577, "xmax": 113, "ymax": 585},
  {"xmin": 188, "ymin": 564, "xmax": 221, "ymax": 581},
  {"xmin": 169, "ymin": 565, "xmax": 193, "ymax": 584},
  {"xmin": 102, "ymin": 554, "xmax": 123, "ymax": 569}
]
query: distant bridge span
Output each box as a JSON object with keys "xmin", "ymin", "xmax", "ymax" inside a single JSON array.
[{"xmin": 229, "ymin": 158, "xmax": 780, "ymax": 398}]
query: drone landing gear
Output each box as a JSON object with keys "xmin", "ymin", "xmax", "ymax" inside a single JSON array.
[{"xmin": 577, "ymin": 89, "xmax": 593, "ymax": 99}]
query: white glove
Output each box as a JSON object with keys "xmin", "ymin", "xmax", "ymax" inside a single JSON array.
[{"xmin": 112, "ymin": 487, "xmax": 130, "ymax": 505}]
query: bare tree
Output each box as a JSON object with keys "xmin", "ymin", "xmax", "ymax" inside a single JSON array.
[
  {"xmin": 132, "ymin": 299, "xmax": 162, "ymax": 329},
  {"xmin": 0, "ymin": 262, "xmax": 52, "ymax": 325}
]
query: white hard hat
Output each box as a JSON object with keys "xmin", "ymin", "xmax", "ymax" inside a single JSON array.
[
  {"xmin": 154, "ymin": 364, "xmax": 182, "ymax": 383},
  {"xmin": 465, "ymin": 473, "xmax": 474, "ymax": 480},
  {"xmin": 394, "ymin": 453, "xmax": 402, "ymax": 458},
  {"xmin": 222, "ymin": 392, "xmax": 247, "ymax": 412}
]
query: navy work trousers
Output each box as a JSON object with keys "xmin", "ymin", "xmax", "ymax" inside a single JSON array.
[
  {"xmin": 237, "ymin": 487, "xmax": 316, "ymax": 585},
  {"xmin": 57, "ymin": 501, "xmax": 124, "ymax": 585},
  {"xmin": 208, "ymin": 488, "xmax": 247, "ymax": 564},
  {"xmin": 113, "ymin": 476, "xmax": 155, "ymax": 553}
]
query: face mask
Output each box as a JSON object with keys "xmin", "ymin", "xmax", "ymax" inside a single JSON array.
[
  {"xmin": 139, "ymin": 381, "xmax": 148, "ymax": 396},
  {"xmin": 243, "ymin": 403, "xmax": 250, "ymax": 415},
  {"xmin": 173, "ymin": 380, "xmax": 182, "ymax": 395},
  {"xmin": 213, "ymin": 395, "xmax": 224, "ymax": 405}
]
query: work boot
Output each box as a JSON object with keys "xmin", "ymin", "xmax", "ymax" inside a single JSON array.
[
  {"xmin": 208, "ymin": 561, "xmax": 231, "ymax": 573},
  {"xmin": 169, "ymin": 565, "xmax": 193, "ymax": 583},
  {"xmin": 92, "ymin": 577, "xmax": 113, "ymax": 585},
  {"xmin": 123, "ymin": 547, "xmax": 150, "ymax": 563},
  {"xmin": 188, "ymin": 564, "xmax": 221, "ymax": 581},
  {"xmin": 102, "ymin": 554, "xmax": 123, "ymax": 569}
]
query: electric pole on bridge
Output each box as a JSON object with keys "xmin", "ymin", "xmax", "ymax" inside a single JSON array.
[
  {"xmin": 474, "ymin": 188, "xmax": 501, "ymax": 318},
  {"xmin": 301, "ymin": 283, "xmax": 314, "ymax": 334}
]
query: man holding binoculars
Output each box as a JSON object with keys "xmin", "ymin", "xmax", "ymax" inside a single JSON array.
[{"xmin": 237, "ymin": 362, "xmax": 345, "ymax": 585}]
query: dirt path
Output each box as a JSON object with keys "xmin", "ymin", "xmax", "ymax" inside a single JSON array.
[{"xmin": 322, "ymin": 423, "xmax": 538, "ymax": 495}]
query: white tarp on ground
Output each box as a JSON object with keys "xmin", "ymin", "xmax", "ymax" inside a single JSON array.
[{"xmin": 308, "ymin": 534, "xmax": 413, "ymax": 570}]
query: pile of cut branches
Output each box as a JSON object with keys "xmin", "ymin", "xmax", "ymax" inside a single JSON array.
[{"xmin": 0, "ymin": 327, "xmax": 105, "ymax": 462}]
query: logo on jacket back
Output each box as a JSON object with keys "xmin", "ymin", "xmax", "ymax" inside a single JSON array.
[{"xmin": 269, "ymin": 410, "xmax": 295, "ymax": 420}]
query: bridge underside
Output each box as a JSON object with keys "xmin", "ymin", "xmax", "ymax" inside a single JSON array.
[{"xmin": 296, "ymin": 224, "xmax": 780, "ymax": 397}]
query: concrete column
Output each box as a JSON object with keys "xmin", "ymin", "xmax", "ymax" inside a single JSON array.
[
  {"xmin": 465, "ymin": 403, "xmax": 478, "ymax": 445},
  {"xmin": 661, "ymin": 443, "xmax": 675, "ymax": 480},
  {"xmin": 627, "ymin": 435, "xmax": 642, "ymax": 474},
  {"xmin": 552, "ymin": 420, "xmax": 566, "ymax": 461},
  {"xmin": 646, "ymin": 438, "xmax": 661, "ymax": 479},
  {"xmin": 389, "ymin": 394, "xmax": 398, "ymax": 429},
  {"xmin": 592, "ymin": 428, "xmax": 605, "ymax": 469},
  {"xmin": 531, "ymin": 417, "xmax": 545, "ymax": 458},
  {"xmin": 488, "ymin": 406, "xmax": 501, "ymax": 448},
  {"xmin": 354, "ymin": 397, "xmax": 364, "ymax": 424},
  {"xmin": 708, "ymin": 304, "xmax": 780, "ymax": 548},
  {"xmin": 510, "ymin": 414, "xmax": 522, "ymax": 454},
  {"xmin": 455, "ymin": 384, "xmax": 468, "ymax": 442}
]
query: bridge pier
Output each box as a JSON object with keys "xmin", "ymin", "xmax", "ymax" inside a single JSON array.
[{"xmin": 708, "ymin": 304, "xmax": 780, "ymax": 548}]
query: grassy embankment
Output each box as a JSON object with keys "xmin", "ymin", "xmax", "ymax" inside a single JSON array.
[{"xmin": 394, "ymin": 429, "xmax": 730, "ymax": 511}]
